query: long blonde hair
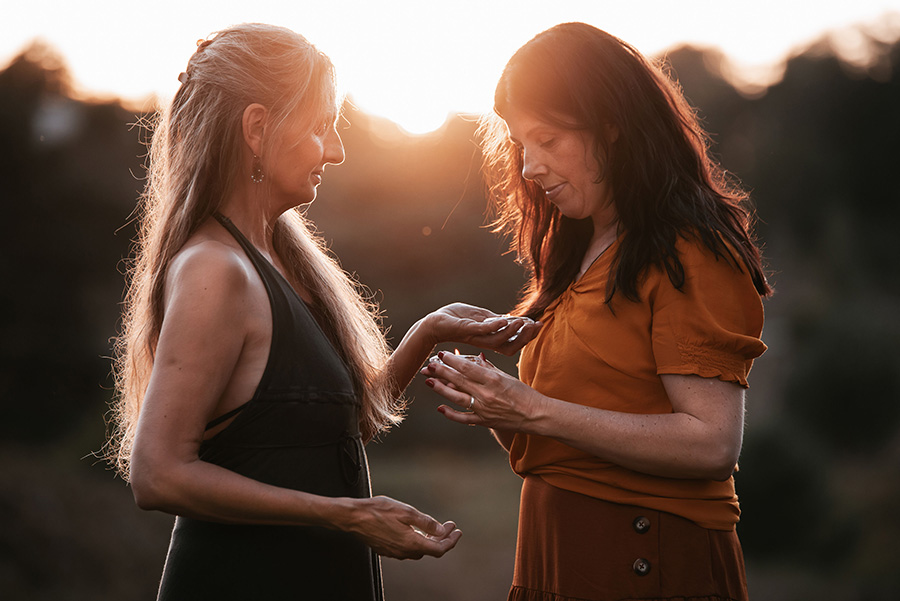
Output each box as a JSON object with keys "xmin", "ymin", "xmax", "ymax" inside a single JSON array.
[{"xmin": 108, "ymin": 23, "xmax": 400, "ymax": 480}]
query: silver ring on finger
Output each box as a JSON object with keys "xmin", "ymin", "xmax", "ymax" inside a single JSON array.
[{"xmin": 467, "ymin": 395, "xmax": 476, "ymax": 411}]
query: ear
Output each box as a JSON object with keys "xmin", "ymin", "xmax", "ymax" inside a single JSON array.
[{"xmin": 242, "ymin": 103, "xmax": 268, "ymax": 156}]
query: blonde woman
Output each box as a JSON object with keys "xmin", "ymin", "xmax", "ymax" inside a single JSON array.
[{"xmin": 108, "ymin": 23, "xmax": 537, "ymax": 600}]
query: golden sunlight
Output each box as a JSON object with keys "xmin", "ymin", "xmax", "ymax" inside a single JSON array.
[{"xmin": 2, "ymin": 1, "xmax": 898, "ymax": 135}]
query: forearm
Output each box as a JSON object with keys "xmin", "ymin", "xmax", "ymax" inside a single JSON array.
[
  {"xmin": 529, "ymin": 398, "xmax": 739, "ymax": 480},
  {"xmin": 383, "ymin": 315, "xmax": 439, "ymax": 398},
  {"xmin": 131, "ymin": 452, "xmax": 462, "ymax": 559},
  {"xmin": 132, "ymin": 456, "xmax": 354, "ymax": 528}
]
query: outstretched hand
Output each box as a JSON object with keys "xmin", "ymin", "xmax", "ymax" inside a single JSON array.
[
  {"xmin": 345, "ymin": 496, "xmax": 462, "ymax": 560},
  {"xmin": 428, "ymin": 303, "xmax": 541, "ymax": 356}
]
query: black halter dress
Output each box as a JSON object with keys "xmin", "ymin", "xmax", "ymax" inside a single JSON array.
[{"xmin": 156, "ymin": 214, "xmax": 383, "ymax": 601}]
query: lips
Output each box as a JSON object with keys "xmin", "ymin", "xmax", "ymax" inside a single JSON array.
[{"xmin": 543, "ymin": 182, "xmax": 567, "ymax": 202}]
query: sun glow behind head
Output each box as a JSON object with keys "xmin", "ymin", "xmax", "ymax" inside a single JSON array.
[{"xmin": 2, "ymin": 1, "xmax": 898, "ymax": 136}]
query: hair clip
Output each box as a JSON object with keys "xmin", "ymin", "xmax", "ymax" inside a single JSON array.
[{"xmin": 177, "ymin": 72, "xmax": 190, "ymax": 84}]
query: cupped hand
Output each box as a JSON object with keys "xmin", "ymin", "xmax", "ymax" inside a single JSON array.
[
  {"xmin": 421, "ymin": 351, "xmax": 546, "ymax": 430},
  {"xmin": 428, "ymin": 303, "xmax": 541, "ymax": 356},
  {"xmin": 345, "ymin": 496, "xmax": 462, "ymax": 560}
]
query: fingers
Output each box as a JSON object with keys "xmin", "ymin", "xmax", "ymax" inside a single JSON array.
[
  {"xmin": 400, "ymin": 513, "xmax": 463, "ymax": 559},
  {"xmin": 480, "ymin": 315, "xmax": 514, "ymax": 332},
  {"xmin": 408, "ymin": 511, "xmax": 450, "ymax": 538},
  {"xmin": 461, "ymin": 316, "xmax": 519, "ymax": 343},
  {"xmin": 425, "ymin": 370, "xmax": 486, "ymax": 427},
  {"xmin": 433, "ymin": 349, "xmax": 488, "ymax": 375},
  {"xmin": 429, "ymin": 526, "xmax": 463, "ymax": 557},
  {"xmin": 443, "ymin": 302, "xmax": 497, "ymax": 320},
  {"xmin": 493, "ymin": 318, "xmax": 542, "ymax": 354},
  {"xmin": 483, "ymin": 317, "xmax": 527, "ymax": 340},
  {"xmin": 422, "ymin": 352, "xmax": 487, "ymax": 398},
  {"xmin": 437, "ymin": 403, "xmax": 482, "ymax": 426},
  {"xmin": 464, "ymin": 316, "xmax": 542, "ymax": 356},
  {"xmin": 508, "ymin": 319, "xmax": 542, "ymax": 347},
  {"xmin": 427, "ymin": 376, "xmax": 481, "ymax": 416},
  {"xmin": 402, "ymin": 525, "xmax": 462, "ymax": 559}
]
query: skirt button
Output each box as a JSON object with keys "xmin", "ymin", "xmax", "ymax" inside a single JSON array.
[
  {"xmin": 632, "ymin": 515, "xmax": 651, "ymax": 534},
  {"xmin": 633, "ymin": 558, "xmax": 651, "ymax": 576}
]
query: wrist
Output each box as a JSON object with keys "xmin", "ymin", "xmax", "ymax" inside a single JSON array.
[
  {"xmin": 523, "ymin": 393, "xmax": 555, "ymax": 437},
  {"xmin": 416, "ymin": 312, "xmax": 442, "ymax": 348},
  {"xmin": 317, "ymin": 495, "xmax": 359, "ymax": 532}
]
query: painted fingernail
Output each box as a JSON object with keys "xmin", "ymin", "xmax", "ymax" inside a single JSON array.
[
  {"xmin": 425, "ymin": 379, "xmax": 435, "ymax": 388},
  {"xmin": 437, "ymin": 351, "xmax": 445, "ymax": 359}
]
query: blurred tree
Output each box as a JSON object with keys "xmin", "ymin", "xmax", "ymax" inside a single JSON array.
[
  {"xmin": 736, "ymin": 426, "xmax": 849, "ymax": 565},
  {"xmin": 786, "ymin": 309, "xmax": 900, "ymax": 454},
  {"xmin": 0, "ymin": 43, "xmax": 141, "ymax": 443}
]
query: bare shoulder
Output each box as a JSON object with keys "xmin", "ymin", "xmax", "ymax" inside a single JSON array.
[{"xmin": 164, "ymin": 225, "xmax": 256, "ymax": 306}]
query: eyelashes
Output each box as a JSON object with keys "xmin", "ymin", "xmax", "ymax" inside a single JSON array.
[{"xmin": 510, "ymin": 140, "xmax": 556, "ymax": 158}]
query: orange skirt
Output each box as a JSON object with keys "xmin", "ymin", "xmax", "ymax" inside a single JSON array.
[{"xmin": 508, "ymin": 476, "xmax": 748, "ymax": 601}]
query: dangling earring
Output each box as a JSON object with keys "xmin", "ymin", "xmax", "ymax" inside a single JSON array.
[{"xmin": 250, "ymin": 154, "xmax": 265, "ymax": 184}]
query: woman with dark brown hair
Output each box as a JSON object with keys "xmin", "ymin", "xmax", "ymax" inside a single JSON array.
[{"xmin": 423, "ymin": 22, "xmax": 770, "ymax": 601}]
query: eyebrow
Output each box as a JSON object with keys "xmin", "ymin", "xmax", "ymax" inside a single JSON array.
[{"xmin": 508, "ymin": 124, "xmax": 555, "ymax": 145}]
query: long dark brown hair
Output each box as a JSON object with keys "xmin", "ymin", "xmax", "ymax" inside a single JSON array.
[{"xmin": 480, "ymin": 22, "xmax": 771, "ymax": 319}]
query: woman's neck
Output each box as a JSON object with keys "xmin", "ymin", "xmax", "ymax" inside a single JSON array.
[
  {"xmin": 578, "ymin": 218, "xmax": 619, "ymax": 279},
  {"xmin": 219, "ymin": 187, "xmax": 279, "ymax": 253}
]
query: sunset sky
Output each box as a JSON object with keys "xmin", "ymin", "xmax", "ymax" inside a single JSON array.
[{"xmin": 3, "ymin": 0, "xmax": 899, "ymax": 133}]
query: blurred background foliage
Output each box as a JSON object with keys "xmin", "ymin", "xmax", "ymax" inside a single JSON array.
[{"xmin": 1, "ymin": 26, "xmax": 899, "ymax": 600}]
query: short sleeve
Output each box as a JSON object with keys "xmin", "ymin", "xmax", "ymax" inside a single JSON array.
[{"xmin": 649, "ymin": 239, "xmax": 767, "ymax": 387}]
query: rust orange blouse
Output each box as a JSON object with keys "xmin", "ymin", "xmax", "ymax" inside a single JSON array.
[{"xmin": 512, "ymin": 236, "xmax": 766, "ymax": 530}]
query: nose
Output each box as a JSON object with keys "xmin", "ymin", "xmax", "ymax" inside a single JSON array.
[
  {"xmin": 520, "ymin": 146, "xmax": 544, "ymax": 182},
  {"xmin": 324, "ymin": 128, "xmax": 345, "ymax": 166}
]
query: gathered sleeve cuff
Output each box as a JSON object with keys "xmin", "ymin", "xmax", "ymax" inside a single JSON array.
[{"xmin": 650, "ymin": 239, "xmax": 767, "ymax": 387}]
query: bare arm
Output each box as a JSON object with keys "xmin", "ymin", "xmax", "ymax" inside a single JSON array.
[
  {"xmin": 530, "ymin": 375, "xmax": 744, "ymax": 480},
  {"xmin": 423, "ymin": 353, "xmax": 744, "ymax": 481},
  {"xmin": 129, "ymin": 244, "xmax": 459, "ymax": 559}
]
